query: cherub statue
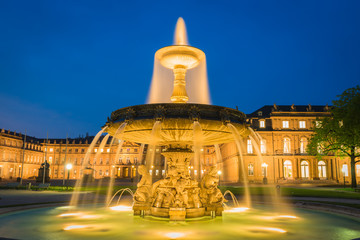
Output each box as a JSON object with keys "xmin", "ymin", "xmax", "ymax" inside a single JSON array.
[
  {"xmin": 133, "ymin": 165, "xmax": 152, "ymax": 204},
  {"xmin": 200, "ymin": 166, "xmax": 226, "ymax": 205}
]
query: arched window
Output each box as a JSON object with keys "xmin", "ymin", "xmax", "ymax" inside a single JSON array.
[
  {"xmin": 283, "ymin": 138, "xmax": 291, "ymax": 154},
  {"xmin": 318, "ymin": 161, "xmax": 326, "ymax": 178},
  {"xmin": 300, "ymin": 138, "xmax": 307, "ymax": 154},
  {"xmin": 284, "ymin": 160, "xmax": 293, "ymax": 179},
  {"xmin": 300, "ymin": 161, "xmax": 309, "ymax": 178},
  {"xmin": 248, "ymin": 164, "xmax": 254, "ymax": 176}
]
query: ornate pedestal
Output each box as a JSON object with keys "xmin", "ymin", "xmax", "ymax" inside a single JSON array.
[{"xmin": 133, "ymin": 146, "xmax": 225, "ymax": 220}]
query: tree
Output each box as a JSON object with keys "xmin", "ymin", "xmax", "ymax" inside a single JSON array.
[{"xmin": 308, "ymin": 86, "xmax": 360, "ymax": 188}]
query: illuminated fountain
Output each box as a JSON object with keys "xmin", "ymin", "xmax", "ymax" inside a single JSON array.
[
  {"xmin": 0, "ymin": 17, "xmax": 359, "ymax": 240},
  {"xmin": 104, "ymin": 18, "xmax": 249, "ymax": 220}
]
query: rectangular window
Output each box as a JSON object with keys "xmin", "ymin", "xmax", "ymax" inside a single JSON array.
[
  {"xmin": 259, "ymin": 120, "xmax": 265, "ymax": 128},
  {"xmin": 299, "ymin": 121, "xmax": 306, "ymax": 129},
  {"xmin": 282, "ymin": 121, "xmax": 289, "ymax": 128},
  {"xmin": 356, "ymin": 165, "xmax": 360, "ymax": 177},
  {"xmin": 260, "ymin": 140, "xmax": 266, "ymax": 154},
  {"xmin": 248, "ymin": 164, "xmax": 254, "ymax": 176},
  {"xmin": 342, "ymin": 164, "xmax": 349, "ymax": 177},
  {"xmin": 247, "ymin": 139, "xmax": 253, "ymax": 154}
]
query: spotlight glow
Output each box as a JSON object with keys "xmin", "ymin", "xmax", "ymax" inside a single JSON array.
[
  {"xmin": 59, "ymin": 212, "xmax": 82, "ymax": 217},
  {"xmin": 258, "ymin": 227, "xmax": 287, "ymax": 233},
  {"xmin": 262, "ymin": 215, "xmax": 298, "ymax": 220},
  {"xmin": 164, "ymin": 232, "xmax": 185, "ymax": 239},
  {"xmin": 109, "ymin": 205, "xmax": 132, "ymax": 211},
  {"xmin": 63, "ymin": 225, "xmax": 87, "ymax": 231},
  {"xmin": 225, "ymin": 207, "xmax": 249, "ymax": 213}
]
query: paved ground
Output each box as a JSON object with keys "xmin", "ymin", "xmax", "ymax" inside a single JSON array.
[{"xmin": 0, "ymin": 190, "xmax": 107, "ymax": 215}]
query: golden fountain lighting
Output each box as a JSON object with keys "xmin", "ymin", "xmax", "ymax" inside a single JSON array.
[{"xmin": 155, "ymin": 46, "xmax": 205, "ymax": 103}]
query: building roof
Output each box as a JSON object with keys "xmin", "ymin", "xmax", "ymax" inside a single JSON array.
[{"xmin": 247, "ymin": 104, "xmax": 331, "ymax": 118}]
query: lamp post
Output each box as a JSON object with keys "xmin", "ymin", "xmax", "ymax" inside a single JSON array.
[
  {"xmin": 217, "ymin": 170, "xmax": 222, "ymax": 186},
  {"xmin": 262, "ymin": 163, "xmax": 268, "ymax": 185},
  {"xmin": 66, "ymin": 163, "xmax": 72, "ymax": 189}
]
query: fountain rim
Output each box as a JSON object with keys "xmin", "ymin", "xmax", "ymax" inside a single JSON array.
[
  {"xmin": 155, "ymin": 45, "xmax": 206, "ymax": 62},
  {"xmin": 106, "ymin": 103, "xmax": 247, "ymax": 127}
]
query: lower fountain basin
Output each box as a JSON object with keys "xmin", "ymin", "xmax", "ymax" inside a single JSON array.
[{"xmin": 0, "ymin": 205, "xmax": 359, "ymax": 240}]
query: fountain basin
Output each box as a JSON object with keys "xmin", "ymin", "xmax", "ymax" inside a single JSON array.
[
  {"xmin": 0, "ymin": 205, "xmax": 359, "ymax": 239},
  {"xmin": 106, "ymin": 103, "xmax": 249, "ymax": 146}
]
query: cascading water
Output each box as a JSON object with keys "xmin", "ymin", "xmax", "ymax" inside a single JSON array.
[
  {"xmin": 145, "ymin": 121, "xmax": 162, "ymax": 174},
  {"xmin": 214, "ymin": 144, "xmax": 223, "ymax": 182},
  {"xmin": 105, "ymin": 122, "xmax": 127, "ymax": 204},
  {"xmin": 193, "ymin": 121, "xmax": 203, "ymax": 181},
  {"xmin": 70, "ymin": 127, "xmax": 107, "ymax": 207},
  {"xmin": 227, "ymin": 123, "xmax": 251, "ymax": 208}
]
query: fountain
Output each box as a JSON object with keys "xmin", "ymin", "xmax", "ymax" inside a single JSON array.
[
  {"xmin": 104, "ymin": 18, "xmax": 249, "ymax": 219},
  {"xmin": 1, "ymin": 18, "xmax": 359, "ymax": 240}
]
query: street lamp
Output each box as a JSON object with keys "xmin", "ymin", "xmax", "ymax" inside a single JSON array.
[
  {"xmin": 261, "ymin": 163, "xmax": 268, "ymax": 184},
  {"xmin": 66, "ymin": 163, "xmax": 73, "ymax": 189},
  {"xmin": 217, "ymin": 170, "xmax": 222, "ymax": 186}
]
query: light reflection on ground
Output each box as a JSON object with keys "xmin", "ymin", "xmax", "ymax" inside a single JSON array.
[{"xmin": 0, "ymin": 204, "xmax": 359, "ymax": 240}]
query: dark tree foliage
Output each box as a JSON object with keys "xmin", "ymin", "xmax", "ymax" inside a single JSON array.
[{"xmin": 308, "ymin": 86, "xmax": 360, "ymax": 188}]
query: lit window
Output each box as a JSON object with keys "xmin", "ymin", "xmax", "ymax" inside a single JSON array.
[
  {"xmin": 356, "ymin": 164, "xmax": 360, "ymax": 177},
  {"xmin": 259, "ymin": 120, "xmax": 265, "ymax": 128},
  {"xmin": 260, "ymin": 140, "xmax": 266, "ymax": 154},
  {"xmin": 318, "ymin": 161, "xmax": 326, "ymax": 178},
  {"xmin": 149, "ymin": 170, "xmax": 152, "ymax": 175},
  {"xmin": 301, "ymin": 161, "xmax": 309, "ymax": 178},
  {"xmin": 49, "ymin": 148, "xmax": 53, "ymax": 152},
  {"xmin": 258, "ymin": 111, "xmax": 262, "ymax": 116},
  {"xmin": 339, "ymin": 120, "xmax": 343, "ymax": 127},
  {"xmin": 127, "ymin": 148, "xmax": 130, "ymax": 152},
  {"xmin": 156, "ymin": 170, "xmax": 159, "ymax": 176},
  {"xmin": 317, "ymin": 143, "xmax": 323, "ymax": 154},
  {"xmin": 283, "ymin": 138, "xmax": 291, "ymax": 153},
  {"xmin": 284, "ymin": 160, "xmax": 293, "ymax": 178},
  {"xmin": 299, "ymin": 121, "xmax": 306, "ymax": 129},
  {"xmin": 282, "ymin": 121, "xmax": 289, "ymax": 128},
  {"xmin": 101, "ymin": 149, "xmax": 104, "ymax": 152},
  {"xmin": 315, "ymin": 121, "xmax": 322, "ymax": 128},
  {"xmin": 248, "ymin": 164, "xmax": 254, "ymax": 176},
  {"xmin": 162, "ymin": 170, "xmax": 165, "ymax": 176},
  {"xmin": 300, "ymin": 138, "xmax": 307, "ymax": 153},
  {"xmin": 107, "ymin": 149, "xmax": 110, "ymax": 153},
  {"xmin": 342, "ymin": 164, "xmax": 348, "ymax": 177},
  {"xmin": 247, "ymin": 139, "xmax": 253, "ymax": 154},
  {"xmin": 94, "ymin": 149, "xmax": 97, "ymax": 153}
]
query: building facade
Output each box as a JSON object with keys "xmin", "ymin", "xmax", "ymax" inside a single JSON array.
[{"xmin": 1, "ymin": 105, "xmax": 359, "ymax": 185}]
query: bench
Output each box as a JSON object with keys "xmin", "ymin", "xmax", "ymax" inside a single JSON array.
[{"xmin": 354, "ymin": 188, "xmax": 360, "ymax": 193}]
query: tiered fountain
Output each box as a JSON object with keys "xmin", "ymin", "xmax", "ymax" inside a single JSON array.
[{"xmin": 105, "ymin": 18, "xmax": 249, "ymax": 220}]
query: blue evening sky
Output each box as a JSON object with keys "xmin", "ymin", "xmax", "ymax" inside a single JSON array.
[{"xmin": 1, "ymin": 0, "xmax": 359, "ymax": 138}]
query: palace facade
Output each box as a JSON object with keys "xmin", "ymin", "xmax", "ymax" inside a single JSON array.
[{"xmin": 1, "ymin": 104, "xmax": 359, "ymax": 185}]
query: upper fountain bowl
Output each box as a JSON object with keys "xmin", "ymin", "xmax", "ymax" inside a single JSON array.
[
  {"xmin": 105, "ymin": 103, "xmax": 249, "ymax": 146},
  {"xmin": 155, "ymin": 45, "xmax": 205, "ymax": 70}
]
